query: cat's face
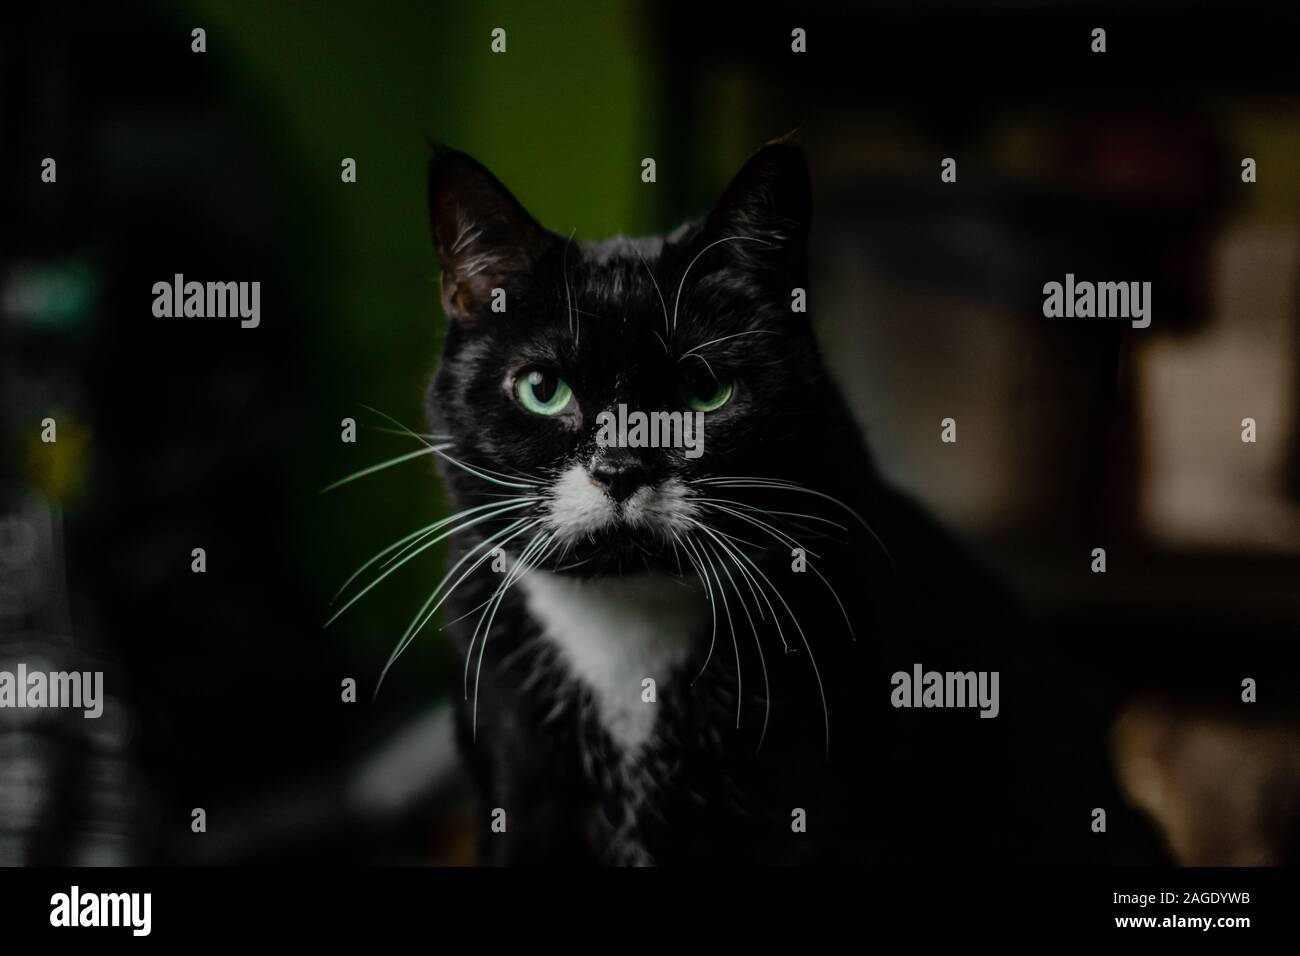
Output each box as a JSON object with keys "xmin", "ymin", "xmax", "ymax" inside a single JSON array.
[{"xmin": 426, "ymin": 143, "xmax": 839, "ymax": 577}]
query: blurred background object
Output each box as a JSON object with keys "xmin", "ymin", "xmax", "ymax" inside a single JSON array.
[
  {"xmin": 1115, "ymin": 694, "xmax": 1300, "ymax": 865},
  {"xmin": 2, "ymin": 0, "xmax": 1297, "ymax": 864}
]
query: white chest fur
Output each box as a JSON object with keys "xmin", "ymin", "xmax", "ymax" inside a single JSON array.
[{"xmin": 518, "ymin": 570, "xmax": 708, "ymax": 754}]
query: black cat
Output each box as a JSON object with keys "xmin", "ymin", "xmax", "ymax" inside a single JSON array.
[{"xmin": 420, "ymin": 141, "xmax": 1159, "ymax": 865}]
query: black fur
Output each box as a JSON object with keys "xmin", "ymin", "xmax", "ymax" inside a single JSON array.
[{"xmin": 424, "ymin": 143, "xmax": 1162, "ymax": 865}]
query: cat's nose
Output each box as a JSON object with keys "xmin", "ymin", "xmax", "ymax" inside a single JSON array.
[{"xmin": 588, "ymin": 451, "xmax": 649, "ymax": 503}]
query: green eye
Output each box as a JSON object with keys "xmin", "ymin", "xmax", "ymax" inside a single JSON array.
[
  {"xmin": 515, "ymin": 368, "xmax": 573, "ymax": 416},
  {"xmin": 678, "ymin": 373, "xmax": 734, "ymax": 413}
]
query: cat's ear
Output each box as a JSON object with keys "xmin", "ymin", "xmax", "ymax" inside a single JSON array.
[
  {"xmin": 701, "ymin": 140, "xmax": 810, "ymax": 272},
  {"xmin": 427, "ymin": 148, "xmax": 550, "ymax": 322}
]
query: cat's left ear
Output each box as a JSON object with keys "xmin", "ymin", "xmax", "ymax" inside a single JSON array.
[
  {"xmin": 427, "ymin": 147, "xmax": 551, "ymax": 323},
  {"xmin": 701, "ymin": 140, "xmax": 810, "ymax": 274}
]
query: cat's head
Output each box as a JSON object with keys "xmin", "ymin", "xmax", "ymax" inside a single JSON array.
[{"xmin": 426, "ymin": 142, "xmax": 849, "ymax": 577}]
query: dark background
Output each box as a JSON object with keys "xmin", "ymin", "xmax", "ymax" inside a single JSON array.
[{"xmin": 2, "ymin": 0, "xmax": 1298, "ymax": 865}]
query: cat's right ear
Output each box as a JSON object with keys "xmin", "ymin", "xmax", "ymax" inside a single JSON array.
[{"xmin": 427, "ymin": 148, "xmax": 549, "ymax": 323}]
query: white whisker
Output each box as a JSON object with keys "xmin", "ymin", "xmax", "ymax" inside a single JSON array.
[
  {"xmin": 321, "ymin": 445, "xmax": 442, "ymax": 493},
  {"xmin": 678, "ymin": 329, "xmax": 777, "ymax": 361},
  {"xmin": 470, "ymin": 531, "xmax": 559, "ymax": 738},
  {"xmin": 689, "ymin": 516, "xmax": 830, "ymax": 759},
  {"xmin": 325, "ymin": 500, "xmax": 536, "ymax": 628},
  {"xmin": 636, "ymin": 247, "xmax": 671, "ymax": 343},
  {"xmin": 670, "ymin": 235, "xmax": 771, "ymax": 332},
  {"xmin": 375, "ymin": 515, "xmax": 540, "ymax": 696}
]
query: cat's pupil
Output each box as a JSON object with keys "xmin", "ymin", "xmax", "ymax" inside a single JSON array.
[
  {"xmin": 684, "ymin": 369, "xmax": 719, "ymax": 401},
  {"xmin": 527, "ymin": 369, "xmax": 558, "ymax": 402}
]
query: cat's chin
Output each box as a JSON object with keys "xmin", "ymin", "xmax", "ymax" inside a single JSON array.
[{"xmin": 545, "ymin": 530, "xmax": 685, "ymax": 579}]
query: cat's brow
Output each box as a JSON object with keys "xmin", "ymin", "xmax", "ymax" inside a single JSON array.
[
  {"xmin": 678, "ymin": 329, "xmax": 778, "ymax": 361},
  {"xmin": 562, "ymin": 228, "xmax": 578, "ymax": 342}
]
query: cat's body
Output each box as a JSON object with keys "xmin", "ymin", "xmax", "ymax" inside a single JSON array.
[{"xmin": 424, "ymin": 143, "xmax": 1160, "ymax": 865}]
